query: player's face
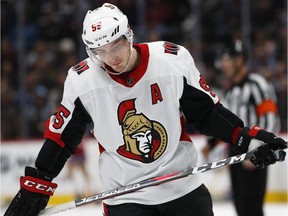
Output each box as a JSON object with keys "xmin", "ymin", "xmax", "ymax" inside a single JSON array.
[
  {"xmin": 220, "ymin": 54, "xmax": 235, "ymax": 79},
  {"xmin": 93, "ymin": 37, "xmax": 131, "ymax": 72}
]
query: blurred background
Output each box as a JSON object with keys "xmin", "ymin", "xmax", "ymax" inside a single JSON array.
[
  {"xmin": 1, "ymin": 0, "xmax": 287, "ymax": 138},
  {"xmin": 1, "ymin": 0, "xmax": 287, "ymax": 214}
]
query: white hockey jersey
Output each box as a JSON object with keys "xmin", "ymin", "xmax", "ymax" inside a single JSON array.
[{"xmin": 45, "ymin": 41, "xmax": 221, "ymax": 205}]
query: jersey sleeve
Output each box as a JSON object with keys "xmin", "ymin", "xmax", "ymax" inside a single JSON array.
[
  {"xmin": 35, "ymin": 71, "xmax": 92, "ymax": 176},
  {"xmin": 181, "ymin": 47, "xmax": 219, "ymax": 104},
  {"xmin": 179, "ymin": 47, "xmax": 243, "ymax": 143}
]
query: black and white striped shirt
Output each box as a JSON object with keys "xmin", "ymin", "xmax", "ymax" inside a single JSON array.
[{"xmin": 223, "ymin": 73, "xmax": 280, "ymax": 133}]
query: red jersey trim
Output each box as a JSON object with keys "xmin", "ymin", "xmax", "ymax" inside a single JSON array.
[
  {"xmin": 180, "ymin": 116, "xmax": 192, "ymax": 142},
  {"xmin": 44, "ymin": 118, "xmax": 65, "ymax": 148},
  {"xmin": 230, "ymin": 126, "xmax": 242, "ymax": 144},
  {"xmin": 98, "ymin": 143, "xmax": 106, "ymax": 154},
  {"xmin": 103, "ymin": 203, "xmax": 108, "ymax": 215},
  {"xmin": 108, "ymin": 44, "xmax": 149, "ymax": 87}
]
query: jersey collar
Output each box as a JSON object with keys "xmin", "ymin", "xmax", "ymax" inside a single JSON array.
[{"xmin": 107, "ymin": 43, "xmax": 149, "ymax": 87}]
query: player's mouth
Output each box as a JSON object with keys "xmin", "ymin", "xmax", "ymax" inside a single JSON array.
[{"xmin": 110, "ymin": 61, "xmax": 122, "ymax": 68}]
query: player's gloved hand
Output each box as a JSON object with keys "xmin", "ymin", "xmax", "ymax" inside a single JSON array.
[
  {"xmin": 232, "ymin": 126, "xmax": 287, "ymax": 168},
  {"xmin": 4, "ymin": 166, "xmax": 57, "ymax": 216},
  {"xmin": 250, "ymin": 144, "xmax": 286, "ymax": 169}
]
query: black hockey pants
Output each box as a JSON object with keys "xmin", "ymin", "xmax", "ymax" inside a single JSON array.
[{"xmin": 103, "ymin": 184, "xmax": 214, "ymax": 216}]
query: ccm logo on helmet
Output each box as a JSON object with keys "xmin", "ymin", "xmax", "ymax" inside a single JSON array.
[
  {"xmin": 95, "ymin": 35, "xmax": 107, "ymax": 42},
  {"xmin": 20, "ymin": 176, "xmax": 58, "ymax": 196}
]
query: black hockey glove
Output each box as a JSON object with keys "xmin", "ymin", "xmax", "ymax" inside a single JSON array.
[
  {"xmin": 232, "ymin": 126, "xmax": 287, "ymax": 168},
  {"xmin": 4, "ymin": 166, "xmax": 57, "ymax": 216}
]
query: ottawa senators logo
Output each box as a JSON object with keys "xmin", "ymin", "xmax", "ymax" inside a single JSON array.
[{"xmin": 117, "ymin": 99, "xmax": 167, "ymax": 163}]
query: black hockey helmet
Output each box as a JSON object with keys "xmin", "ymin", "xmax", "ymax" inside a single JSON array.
[{"xmin": 221, "ymin": 40, "xmax": 248, "ymax": 61}]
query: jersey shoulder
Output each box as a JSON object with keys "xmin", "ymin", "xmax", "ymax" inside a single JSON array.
[
  {"xmin": 143, "ymin": 41, "xmax": 193, "ymax": 77},
  {"xmin": 67, "ymin": 57, "xmax": 101, "ymax": 77},
  {"xmin": 65, "ymin": 58, "xmax": 108, "ymax": 94},
  {"xmin": 144, "ymin": 41, "xmax": 189, "ymax": 59}
]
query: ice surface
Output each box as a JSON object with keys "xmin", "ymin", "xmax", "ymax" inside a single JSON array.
[{"xmin": 2, "ymin": 202, "xmax": 286, "ymax": 216}]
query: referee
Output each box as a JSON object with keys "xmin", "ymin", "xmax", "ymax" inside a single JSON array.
[{"xmin": 204, "ymin": 40, "xmax": 280, "ymax": 216}]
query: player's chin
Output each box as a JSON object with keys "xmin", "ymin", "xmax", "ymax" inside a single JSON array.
[{"xmin": 111, "ymin": 64, "xmax": 123, "ymax": 73}]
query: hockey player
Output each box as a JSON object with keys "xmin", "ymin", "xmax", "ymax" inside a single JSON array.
[{"xmin": 4, "ymin": 3, "xmax": 287, "ymax": 216}]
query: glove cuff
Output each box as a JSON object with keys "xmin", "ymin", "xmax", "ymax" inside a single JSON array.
[
  {"xmin": 248, "ymin": 126, "xmax": 262, "ymax": 137},
  {"xmin": 232, "ymin": 127, "xmax": 252, "ymax": 154},
  {"xmin": 25, "ymin": 166, "xmax": 55, "ymax": 181},
  {"xmin": 20, "ymin": 166, "xmax": 58, "ymax": 196},
  {"xmin": 230, "ymin": 126, "xmax": 242, "ymax": 144},
  {"xmin": 20, "ymin": 176, "xmax": 58, "ymax": 196}
]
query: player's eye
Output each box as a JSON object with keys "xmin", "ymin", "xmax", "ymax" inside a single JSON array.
[
  {"xmin": 96, "ymin": 50, "xmax": 105, "ymax": 55},
  {"xmin": 111, "ymin": 44, "xmax": 121, "ymax": 51}
]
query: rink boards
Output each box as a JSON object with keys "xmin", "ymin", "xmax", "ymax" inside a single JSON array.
[{"xmin": 1, "ymin": 134, "xmax": 287, "ymax": 206}]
